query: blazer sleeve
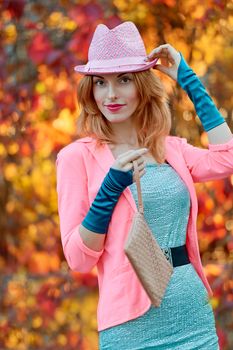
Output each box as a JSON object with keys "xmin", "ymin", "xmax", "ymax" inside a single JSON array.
[
  {"xmin": 56, "ymin": 144, "xmax": 104, "ymax": 273},
  {"xmin": 179, "ymin": 135, "xmax": 233, "ymax": 183}
]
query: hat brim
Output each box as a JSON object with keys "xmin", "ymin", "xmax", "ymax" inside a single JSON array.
[{"xmin": 74, "ymin": 57, "xmax": 159, "ymax": 75}]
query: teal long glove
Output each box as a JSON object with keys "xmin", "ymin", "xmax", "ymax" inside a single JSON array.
[
  {"xmin": 177, "ymin": 52, "xmax": 225, "ymax": 132},
  {"xmin": 82, "ymin": 167, "xmax": 133, "ymax": 234}
]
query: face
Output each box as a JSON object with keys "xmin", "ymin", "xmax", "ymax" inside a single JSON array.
[{"xmin": 92, "ymin": 72, "xmax": 139, "ymax": 123}]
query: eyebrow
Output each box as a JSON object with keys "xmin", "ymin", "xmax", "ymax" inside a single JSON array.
[{"xmin": 92, "ymin": 73, "xmax": 130, "ymax": 79}]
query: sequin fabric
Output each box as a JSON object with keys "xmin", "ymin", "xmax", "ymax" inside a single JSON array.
[{"xmin": 99, "ymin": 163, "xmax": 219, "ymax": 350}]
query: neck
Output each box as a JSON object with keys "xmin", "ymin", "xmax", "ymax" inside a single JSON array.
[{"xmin": 110, "ymin": 119, "xmax": 139, "ymax": 147}]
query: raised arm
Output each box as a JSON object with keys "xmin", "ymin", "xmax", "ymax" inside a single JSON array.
[
  {"xmin": 144, "ymin": 44, "xmax": 233, "ymax": 144},
  {"xmin": 177, "ymin": 51, "xmax": 232, "ymax": 144}
]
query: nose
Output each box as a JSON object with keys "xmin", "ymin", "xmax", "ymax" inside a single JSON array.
[{"xmin": 107, "ymin": 84, "xmax": 118, "ymax": 99}]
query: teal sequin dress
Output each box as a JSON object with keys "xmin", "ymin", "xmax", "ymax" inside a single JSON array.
[{"xmin": 99, "ymin": 163, "xmax": 219, "ymax": 350}]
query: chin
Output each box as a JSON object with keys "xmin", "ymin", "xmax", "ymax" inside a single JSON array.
[
  {"xmin": 110, "ymin": 116, "xmax": 131, "ymax": 123},
  {"xmin": 105, "ymin": 111, "xmax": 132, "ymax": 121}
]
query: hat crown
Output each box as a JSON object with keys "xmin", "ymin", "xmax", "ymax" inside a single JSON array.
[
  {"xmin": 74, "ymin": 21, "xmax": 159, "ymax": 74},
  {"xmin": 88, "ymin": 21, "xmax": 146, "ymax": 61}
]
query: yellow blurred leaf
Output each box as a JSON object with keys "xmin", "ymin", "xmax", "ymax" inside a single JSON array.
[
  {"xmin": 63, "ymin": 18, "xmax": 77, "ymax": 31},
  {"xmin": 4, "ymin": 24, "xmax": 17, "ymax": 44},
  {"xmin": 35, "ymin": 82, "xmax": 46, "ymax": 94},
  {"xmin": 191, "ymin": 5, "xmax": 205, "ymax": 19},
  {"xmin": 213, "ymin": 213, "xmax": 224, "ymax": 226},
  {"xmin": 57, "ymin": 334, "xmax": 67, "ymax": 346},
  {"xmin": 47, "ymin": 11, "xmax": 64, "ymax": 28},
  {"xmin": 4, "ymin": 163, "xmax": 18, "ymax": 181},
  {"xmin": 0, "ymin": 143, "xmax": 7, "ymax": 156},
  {"xmin": 204, "ymin": 263, "xmax": 222, "ymax": 276},
  {"xmin": 209, "ymin": 296, "xmax": 219, "ymax": 309},
  {"xmin": 32, "ymin": 316, "xmax": 43, "ymax": 329},
  {"xmin": 8, "ymin": 142, "xmax": 19, "ymax": 155},
  {"xmin": 55, "ymin": 309, "xmax": 67, "ymax": 325},
  {"xmin": 53, "ymin": 108, "xmax": 75, "ymax": 134}
]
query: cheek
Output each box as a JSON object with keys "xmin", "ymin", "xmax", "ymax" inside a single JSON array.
[
  {"xmin": 127, "ymin": 90, "xmax": 139, "ymax": 105},
  {"xmin": 93, "ymin": 89, "xmax": 104, "ymax": 104}
]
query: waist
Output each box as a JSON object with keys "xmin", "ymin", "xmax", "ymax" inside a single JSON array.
[{"xmin": 161, "ymin": 244, "xmax": 190, "ymax": 267}]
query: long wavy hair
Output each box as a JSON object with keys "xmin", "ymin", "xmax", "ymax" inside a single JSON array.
[{"xmin": 76, "ymin": 69, "xmax": 172, "ymax": 164}]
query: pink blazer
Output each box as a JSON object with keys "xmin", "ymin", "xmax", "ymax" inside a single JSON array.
[{"xmin": 56, "ymin": 135, "xmax": 233, "ymax": 331}]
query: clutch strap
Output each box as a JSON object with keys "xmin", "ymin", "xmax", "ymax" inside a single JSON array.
[{"xmin": 132, "ymin": 160, "xmax": 144, "ymax": 215}]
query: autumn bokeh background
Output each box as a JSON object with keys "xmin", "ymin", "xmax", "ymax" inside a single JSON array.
[{"xmin": 1, "ymin": 0, "xmax": 233, "ymax": 349}]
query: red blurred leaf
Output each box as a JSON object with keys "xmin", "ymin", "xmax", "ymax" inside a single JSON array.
[
  {"xmin": 46, "ymin": 49, "xmax": 63, "ymax": 66},
  {"xmin": 55, "ymin": 90, "xmax": 76, "ymax": 111},
  {"xmin": 3, "ymin": 0, "xmax": 25, "ymax": 19},
  {"xmin": 31, "ymin": 94, "xmax": 40, "ymax": 111},
  {"xmin": 68, "ymin": 28, "xmax": 92, "ymax": 58},
  {"xmin": 70, "ymin": 270, "xmax": 98, "ymax": 288},
  {"xmin": 27, "ymin": 32, "xmax": 53, "ymax": 65},
  {"xmin": 20, "ymin": 141, "xmax": 32, "ymax": 157},
  {"xmin": 36, "ymin": 283, "xmax": 58, "ymax": 317},
  {"xmin": 216, "ymin": 327, "xmax": 228, "ymax": 349},
  {"xmin": 83, "ymin": 3, "xmax": 104, "ymax": 21},
  {"xmin": 24, "ymin": 21, "xmax": 38, "ymax": 30},
  {"xmin": 68, "ymin": 3, "xmax": 103, "ymax": 25},
  {"xmin": 79, "ymin": 272, "xmax": 98, "ymax": 288},
  {"xmin": 150, "ymin": 0, "xmax": 176, "ymax": 7},
  {"xmin": 68, "ymin": 5, "xmax": 88, "ymax": 26}
]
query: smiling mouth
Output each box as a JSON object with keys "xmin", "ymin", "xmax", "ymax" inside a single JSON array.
[
  {"xmin": 106, "ymin": 105, "xmax": 125, "ymax": 112},
  {"xmin": 105, "ymin": 104, "xmax": 126, "ymax": 107}
]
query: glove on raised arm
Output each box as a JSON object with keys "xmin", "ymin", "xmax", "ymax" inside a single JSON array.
[
  {"xmin": 81, "ymin": 167, "xmax": 133, "ymax": 234},
  {"xmin": 177, "ymin": 52, "xmax": 225, "ymax": 132}
]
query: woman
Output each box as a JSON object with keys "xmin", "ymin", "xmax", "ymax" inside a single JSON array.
[{"xmin": 56, "ymin": 21, "xmax": 233, "ymax": 349}]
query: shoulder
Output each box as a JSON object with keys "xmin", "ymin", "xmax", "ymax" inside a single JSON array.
[
  {"xmin": 56, "ymin": 137, "xmax": 94, "ymax": 160},
  {"xmin": 165, "ymin": 135, "xmax": 187, "ymax": 147}
]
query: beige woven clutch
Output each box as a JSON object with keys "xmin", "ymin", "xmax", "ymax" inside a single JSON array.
[{"xmin": 124, "ymin": 160, "xmax": 174, "ymax": 307}]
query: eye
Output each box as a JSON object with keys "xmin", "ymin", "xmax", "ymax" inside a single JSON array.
[
  {"xmin": 121, "ymin": 77, "xmax": 131, "ymax": 83},
  {"xmin": 93, "ymin": 76, "xmax": 131, "ymax": 86},
  {"xmin": 94, "ymin": 79, "xmax": 104, "ymax": 86}
]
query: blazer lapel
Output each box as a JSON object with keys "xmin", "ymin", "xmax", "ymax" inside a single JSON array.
[
  {"xmin": 83, "ymin": 139, "xmax": 138, "ymax": 211},
  {"xmin": 164, "ymin": 137, "xmax": 192, "ymax": 191}
]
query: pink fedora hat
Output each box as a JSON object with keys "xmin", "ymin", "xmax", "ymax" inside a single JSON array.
[{"xmin": 74, "ymin": 21, "xmax": 159, "ymax": 75}]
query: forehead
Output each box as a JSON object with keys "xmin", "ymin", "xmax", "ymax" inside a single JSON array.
[{"xmin": 92, "ymin": 72, "xmax": 132, "ymax": 79}]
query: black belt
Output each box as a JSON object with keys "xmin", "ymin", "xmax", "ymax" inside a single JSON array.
[{"xmin": 161, "ymin": 244, "xmax": 190, "ymax": 267}]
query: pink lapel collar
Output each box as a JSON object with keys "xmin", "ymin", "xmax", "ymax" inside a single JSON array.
[
  {"xmin": 165, "ymin": 136, "xmax": 191, "ymax": 191},
  {"xmin": 76, "ymin": 137, "xmax": 138, "ymax": 211}
]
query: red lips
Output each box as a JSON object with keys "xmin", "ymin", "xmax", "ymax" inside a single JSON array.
[{"xmin": 106, "ymin": 104, "xmax": 125, "ymax": 107}]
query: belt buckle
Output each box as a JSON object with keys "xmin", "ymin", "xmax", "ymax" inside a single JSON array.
[{"xmin": 162, "ymin": 247, "xmax": 173, "ymax": 266}]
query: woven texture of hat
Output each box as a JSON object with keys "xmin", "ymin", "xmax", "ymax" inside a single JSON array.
[
  {"xmin": 124, "ymin": 211, "xmax": 174, "ymax": 307},
  {"xmin": 88, "ymin": 22, "xmax": 146, "ymax": 60}
]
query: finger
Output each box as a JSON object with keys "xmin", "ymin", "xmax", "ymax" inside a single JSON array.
[
  {"xmin": 133, "ymin": 168, "xmax": 146, "ymax": 182},
  {"xmin": 138, "ymin": 161, "xmax": 145, "ymax": 170},
  {"xmin": 140, "ymin": 168, "xmax": 146, "ymax": 176},
  {"xmin": 146, "ymin": 45, "xmax": 177, "ymax": 64},
  {"xmin": 124, "ymin": 157, "xmax": 144, "ymax": 172},
  {"xmin": 148, "ymin": 50, "xmax": 175, "ymax": 65},
  {"xmin": 131, "ymin": 159, "xmax": 146, "ymax": 176},
  {"xmin": 153, "ymin": 64, "xmax": 170, "ymax": 75},
  {"xmin": 134, "ymin": 157, "xmax": 145, "ymax": 166},
  {"xmin": 132, "ymin": 159, "xmax": 145, "ymax": 169},
  {"xmin": 160, "ymin": 56, "xmax": 170, "ymax": 67},
  {"xmin": 117, "ymin": 149, "xmax": 137, "ymax": 158},
  {"xmin": 133, "ymin": 167, "xmax": 145, "ymax": 175},
  {"xmin": 145, "ymin": 51, "xmax": 168, "ymax": 60},
  {"xmin": 146, "ymin": 44, "xmax": 170, "ymax": 57},
  {"xmin": 119, "ymin": 149, "xmax": 148, "ymax": 166}
]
